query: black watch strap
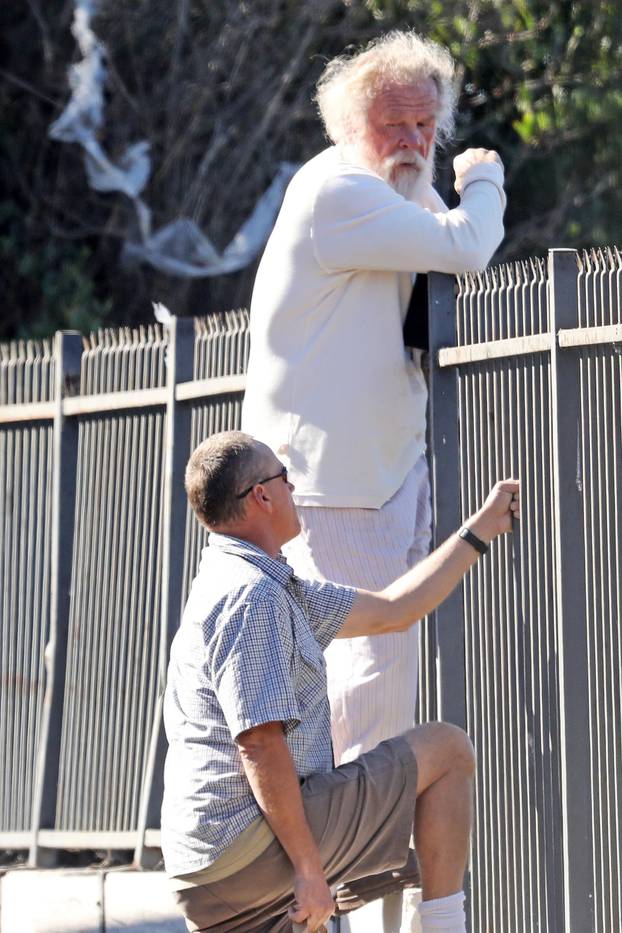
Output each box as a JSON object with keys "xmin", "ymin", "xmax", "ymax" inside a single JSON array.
[{"xmin": 458, "ymin": 525, "xmax": 489, "ymax": 555}]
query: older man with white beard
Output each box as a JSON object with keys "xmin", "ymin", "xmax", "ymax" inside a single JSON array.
[{"xmin": 242, "ymin": 31, "xmax": 505, "ymax": 932}]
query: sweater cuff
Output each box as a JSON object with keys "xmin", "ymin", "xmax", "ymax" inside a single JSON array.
[{"xmin": 455, "ymin": 162, "xmax": 507, "ymax": 212}]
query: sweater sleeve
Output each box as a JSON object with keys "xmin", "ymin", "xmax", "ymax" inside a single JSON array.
[{"xmin": 312, "ymin": 162, "xmax": 505, "ymax": 275}]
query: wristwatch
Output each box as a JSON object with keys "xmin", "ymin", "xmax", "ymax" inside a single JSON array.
[{"xmin": 458, "ymin": 525, "xmax": 489, "ymax": 555}]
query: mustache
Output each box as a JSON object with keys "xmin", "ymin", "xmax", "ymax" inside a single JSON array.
[{"xmin": 383, "ymin": 151, "xmax": 428, "ymax": 173}]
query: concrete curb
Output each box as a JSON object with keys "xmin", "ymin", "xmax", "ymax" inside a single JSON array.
[{"xmin": 0, "ymin": 868, "xmax": 186, "ymax": 932}]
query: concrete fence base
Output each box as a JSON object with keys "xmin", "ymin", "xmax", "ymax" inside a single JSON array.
[{"xmin": 0, "ymin": 869, "xmax": 185, "ymax": 933}]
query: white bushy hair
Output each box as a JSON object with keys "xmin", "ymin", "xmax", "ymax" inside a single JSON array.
[{"xmin": 316, "ymin": 31, "xmax": 456, "ymax": 146}]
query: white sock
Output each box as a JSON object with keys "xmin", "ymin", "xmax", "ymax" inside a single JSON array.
[{"xmin": 417, "ymin": 891, "xmax": 466, "ymax": 932}]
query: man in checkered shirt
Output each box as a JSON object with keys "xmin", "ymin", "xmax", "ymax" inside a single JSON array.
[{"xmin": 162, "ymin": 431, "xmax": 519, "ymax": 933}]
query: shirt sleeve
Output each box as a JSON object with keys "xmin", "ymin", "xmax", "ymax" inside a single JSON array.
[
  {"xmin": 298, "ymin": 579, "xmax": 356, "ymax": 651},
  {"xmin": 418, "ymin": 183, "xmax": 449, "ymax": 214},
  {"xmin": 312, "ymin": 163, "xmax": 505, "ymax": 275},
  {"xmin": 208, "ymin": 597, "xmax": 301, "ymax": 740}
]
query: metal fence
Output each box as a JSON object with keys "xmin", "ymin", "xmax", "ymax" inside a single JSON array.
[
  {"xmin": 0, "ymin": 312, "xmax": 248, "ymax": 866},
  {"xmin": 0, "ymin": 249, "xmax": 620, "ymax": 930},
  {"xmin": 0, "ymin": 340, "xmax": 55, "ymax": 838},
  {"xmin": 427, "ymin": 247, "xmax": 622, "ymax": 932}
]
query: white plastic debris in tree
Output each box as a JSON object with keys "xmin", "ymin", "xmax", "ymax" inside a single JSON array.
[
  {"xmin": 49, "ymin": 1, "xmax": 152, "ymax": 201},
  {"xmin": 49, "ymin": 0, "xmax": 297, "ymax": 278},
  {"xmin": 48, "ymin": 0, "xmax": 106, "ymax": 145},
  {"xmin": 123, "ymin": 163, "xmax": 297, "ymax": 278},
  {"xmin": 84, "ymin": 139, "xmax": 152, "ymax": 200}
]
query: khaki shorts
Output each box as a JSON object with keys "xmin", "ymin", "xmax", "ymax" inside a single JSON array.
[{"xmin": 174, "ymin": 735, "xmax": 418, "ymax": 932}]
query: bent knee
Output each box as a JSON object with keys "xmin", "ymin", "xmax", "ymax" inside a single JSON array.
[
  {"xmin": 442, "ymin": 723, "xmax": 476, "ymax": 777},
  {"xmin": 404, "ymin": 722, "xmax": 475, "ymax": 787}
]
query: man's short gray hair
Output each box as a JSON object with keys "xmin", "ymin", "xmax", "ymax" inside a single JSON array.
[
  {"xmin": 316, "ymin": 30, "xmax": 456, "ymax": 147},
  {"xmin": 185, "ymin": 431, "xmax": 261, "ymax": 528}
]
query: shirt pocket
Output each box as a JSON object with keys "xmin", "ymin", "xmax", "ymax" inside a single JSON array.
[{"xmin": 290, "ymin": 606, "xmax": 326, "ymax": 704}]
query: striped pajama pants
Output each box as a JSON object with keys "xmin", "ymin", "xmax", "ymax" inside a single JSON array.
[{"xmin": 284, "ymin": 455, "xmax": 432, "ymax": 765}]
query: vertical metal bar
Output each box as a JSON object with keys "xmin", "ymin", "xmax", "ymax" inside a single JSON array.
[
  {"xmin": 29, "ymin": 331, "xmax": 82, "ymax": 866},
  {"xmin": 548, "ymin": 248, "xmax": 594, "ymax": 931},
  {"xmin": 427, "ymin": 272, "xmax": 467, "ymax": 730},
  {"xmin": 456, "ymin": 276, "xmax": 484, "ymax": 931},
  {"xmin": 135, "ymin": 315, "xmax": 195, "ymax": 866}
]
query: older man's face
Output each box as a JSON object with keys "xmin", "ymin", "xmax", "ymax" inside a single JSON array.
[{"xmin": 360, "ymin": 78, "xmax": 439, "ymax": 197}]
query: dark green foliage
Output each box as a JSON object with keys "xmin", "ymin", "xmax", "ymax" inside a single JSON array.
[{"xmin": 1, "ymin": 0, "xmax": 621, "ymax": 339}]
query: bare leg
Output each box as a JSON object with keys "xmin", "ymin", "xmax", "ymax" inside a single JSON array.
[{"xmin": 403, "ymin": 722, "xmax": 475, "ymax": 901}]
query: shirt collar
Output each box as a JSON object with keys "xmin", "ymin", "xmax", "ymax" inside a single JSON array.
[{"xmin": 206, "ymin": 532, "xmax": 294, "ymax": 588}]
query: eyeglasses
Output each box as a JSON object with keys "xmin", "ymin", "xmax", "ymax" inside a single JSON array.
[{"xmin": 236, "ymin": 465, "xmax": 289, "ymax": 499}]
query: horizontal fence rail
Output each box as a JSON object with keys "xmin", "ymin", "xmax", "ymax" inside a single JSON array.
[{"xmin": 1, "ymin": 250, "xmax": 621, "ymax": 931}]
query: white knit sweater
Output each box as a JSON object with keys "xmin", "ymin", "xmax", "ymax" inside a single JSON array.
[{"xmin": 242, "ymin": 146, "xmax": 505, "ymax": 508}]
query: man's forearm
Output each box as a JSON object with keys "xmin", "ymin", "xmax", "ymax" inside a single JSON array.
[
  {"xmin": 237, "ymin": 721, "xmax": 323, "ymax": 876},
  {"xmin": 341, "ymin": 524, "xmax": 480, "ymax": 638},
  {"xmin": 237, "ymin": 722, "xmax": 335, "ymax": 930},
  {"xmin": 381, "ymin": 510, "xmax": 490, "ymax": 625},
  {"xmin": 339, "ymin": 480, "xmax": 518, "ymax": 638}
]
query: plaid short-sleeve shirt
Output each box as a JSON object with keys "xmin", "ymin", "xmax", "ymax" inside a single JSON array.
[{"xmin": 161, "ymin": 533, "xmax": 355, "ymax": 877}]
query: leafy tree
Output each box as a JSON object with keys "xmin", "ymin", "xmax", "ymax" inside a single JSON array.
[{"xmin": 1, "ymin": 0, "xmax": 621, "ymax": 340}]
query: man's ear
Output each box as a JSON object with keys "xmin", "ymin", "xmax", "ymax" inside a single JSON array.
[{"xmin": 250, "ymin": 484, "xmax": 273, "ymax": 512}]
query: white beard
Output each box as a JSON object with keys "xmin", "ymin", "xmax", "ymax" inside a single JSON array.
[
  {"xmin": 377, "ymin": 148, "xmax": 435, "ymax": 202},
  {"xmin": 347, "ymin": 140, "xmax": 435, "ymax": 204}
]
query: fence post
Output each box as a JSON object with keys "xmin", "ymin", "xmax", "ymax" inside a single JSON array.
[
  {"xmin": 29, "ymin": 331, "xmax": 83, "ymax": 867},
  {"xmin": 548, "ymin": 248, "xmax": 594, "ymax": 931},
  {"xmin": 135, "ymin": 315, "xmax": 195, "ymax": 867},
  {"xmin": 427, "ymin": 272, "xmax": 467, "ymax": 730}
]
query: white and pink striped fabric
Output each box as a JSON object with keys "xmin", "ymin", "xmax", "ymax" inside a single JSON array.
[{"xmin": 284, "ymin": 455, "xmax": 432, "ymax": 766}]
